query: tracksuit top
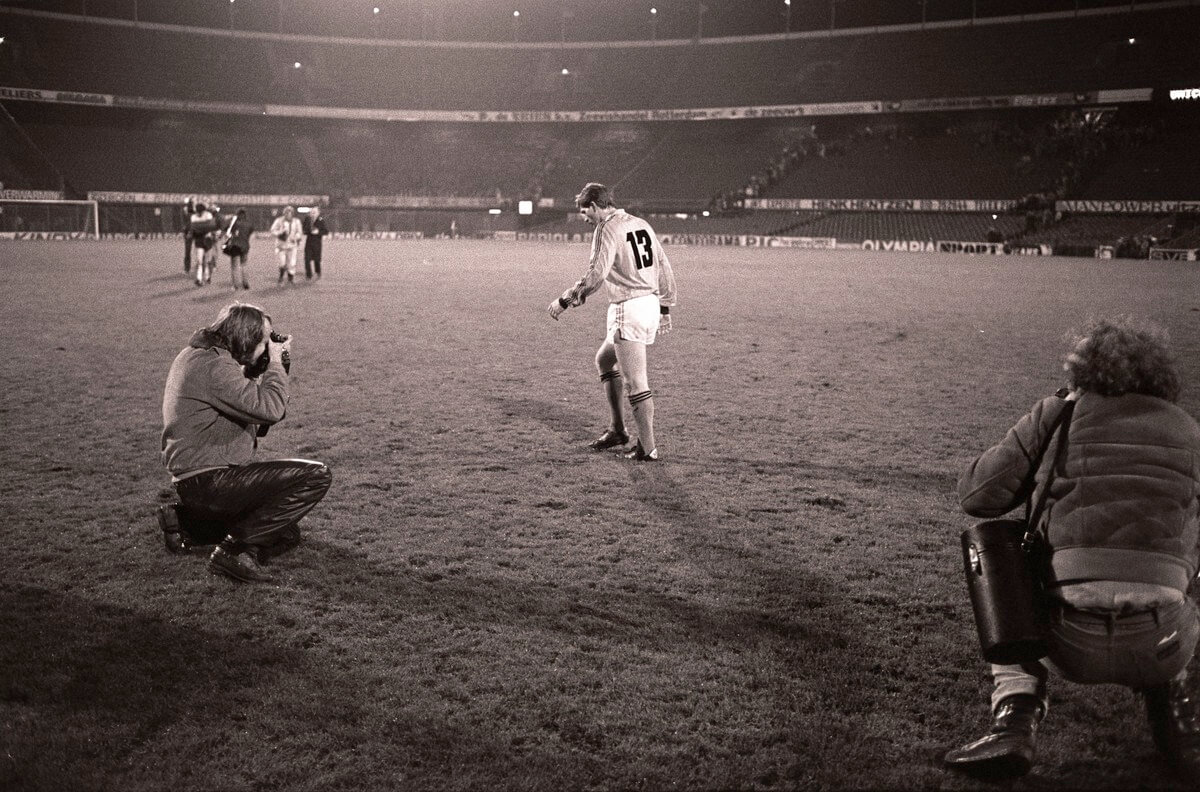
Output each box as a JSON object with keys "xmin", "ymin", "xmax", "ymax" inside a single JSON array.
[{"xmin": 565, "ymin": 209, "xmax": 678, "ymax": 307}]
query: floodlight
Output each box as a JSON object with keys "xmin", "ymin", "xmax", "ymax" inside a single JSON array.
[
  {"xmin": 651, "ymin": 7, "xmax": 657, "ymax": 14},
  {"xmin": 702, "ymin": 210, "xmax": 710, "ymax": 217},
  {"xmin": 518, "ymin": 200, "xmax": 533, "ymax": 215},
  {"xmin": 294, "ymin": 61, "xmax": 302, "ymax": 68},
  {"xmin": 561, "ymin": 68, "xmax": 569, "ymax": 75},
  {"xmin": 513, "ymin": 10, "xmax": 520, "ymax": 17},
  {"xmin": 373, "ymin": 7, "xmax": 380, "ymax": 14},
  {"xmin": 489, "ymin": 208, "xmax": 502, "ymax": 215}
]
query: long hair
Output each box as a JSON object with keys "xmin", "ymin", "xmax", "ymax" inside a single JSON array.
[
  {"xmin": 574, "ymin": 182, "xmax": 614, "ymax": 210},
  {"xmin": 1065, "ymin": 316, "xmax": 1180, "ymax": 402},
  {"xmin": 208, "ymin": 302, "xmax": 270, "ymax": 365}
]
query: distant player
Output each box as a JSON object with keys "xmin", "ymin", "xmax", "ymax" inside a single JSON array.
[
  {"xmin": 547, "ymin": 182, "xmax": 677, "ymax": 461},
  {"xmin": 270, "ymin": 206, "xmax": 303, "ymax": 284},
  {"xmin": 188, "ymin": 202, "xmax": 220, "ymax": 286}
]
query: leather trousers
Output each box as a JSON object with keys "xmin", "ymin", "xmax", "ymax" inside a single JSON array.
[{"xmin": 174, "ymin": 459, "xmax": 332, "ymax": 548}]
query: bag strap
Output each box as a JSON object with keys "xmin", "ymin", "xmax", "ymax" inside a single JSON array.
[{"xmin": 1022, "ymin": 396, "xmax": 1076, "ymax": 550}]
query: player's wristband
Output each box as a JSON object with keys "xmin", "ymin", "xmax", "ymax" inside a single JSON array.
[
  {"xmin": 558, "ymin": 297, "xmax": 571, "ymax": 309},
  {"xmin": 660, "ymin": 306, "xmax": 670, "ymax": 315}
]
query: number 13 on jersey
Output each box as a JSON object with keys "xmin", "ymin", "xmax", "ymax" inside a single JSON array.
[{"xmin": 626, "ymin": 229, "xmax": 654, "ymax": 270}]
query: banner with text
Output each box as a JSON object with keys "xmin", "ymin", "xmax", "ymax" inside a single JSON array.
[
  {"xmin": 2, "ymin": 84, "xmax": 1151, "ymax": 124},
  {"xmin": 1150, "ymin": 248, "xmax": 1198, "ymax": 261},
  {"xmin": 88, "ymin": 191, "xmax": 328, "ymax": 206},
  {"xmin": 0, "ymin": 231, "xmax": 91, "ymax": 240},
  {"xmin": 1057, "ymin": 199, "xmax": 1200, "ymax": 214},
  {"xmin": 0, "ymin": 189, "xmax": 66, "ymax": 200},
  {"xmin": 746, "ymin": 198, "xmax": 1017, "ymax": 212},
  {"xmin": 350, "ymin": 195, "xmax": 501, "ymax": 209}
]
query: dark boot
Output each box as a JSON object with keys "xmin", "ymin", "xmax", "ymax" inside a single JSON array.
[
  {"xmin": 1145, "ymin": 678, "xmax": 1200, "ymax": 783},
  {"xmin": 944, "ymin": 693, "xmax": 1043, "ymax": 779},
  {"xmin": 157, "ymin": 503, "xmax": 188, "ymax": 554}
]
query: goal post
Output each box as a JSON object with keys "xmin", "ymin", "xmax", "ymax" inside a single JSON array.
[{"xmin": 0, "ymin": 199, "xmax": 100, "ymax": 239}]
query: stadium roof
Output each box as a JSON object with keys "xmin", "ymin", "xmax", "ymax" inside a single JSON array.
[{"xmin": 3, "ymin": 0, "xmax": 1168, "ymax": 43}]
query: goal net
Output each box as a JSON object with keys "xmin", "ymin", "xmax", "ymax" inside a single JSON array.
[{"xmin": 0, "ymin": 199, "xmax": 100, "ymax": 239}]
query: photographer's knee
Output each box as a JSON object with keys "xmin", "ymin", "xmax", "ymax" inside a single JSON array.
[{"xmin": 309, "ymin": 463, "xmax": 333, "ymax": 495}]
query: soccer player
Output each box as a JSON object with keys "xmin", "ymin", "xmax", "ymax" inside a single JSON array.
[
  {"xmin": 270, "ymin": 206, "xmax": 303, "ymax": 284},
  {"xmin": 547, "ymin": 183, "xmax": 677, "ymax": 461},
  {"xmin": 188, "ymin": 202, "xmax": 220, "ymax": 286}
]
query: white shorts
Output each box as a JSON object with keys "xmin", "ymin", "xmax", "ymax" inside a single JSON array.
[{"xmin": 606, "ymin": 294, "xmax": 661, "ymax": 345}]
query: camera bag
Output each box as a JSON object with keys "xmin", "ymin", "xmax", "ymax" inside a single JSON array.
[{"xmin": 961, "ymin": 397, "xmax": 1074, "ymax": 665}]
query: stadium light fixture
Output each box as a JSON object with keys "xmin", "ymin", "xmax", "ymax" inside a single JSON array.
[
  {"xmin": 489, "ymin": 208, "xmax": 502, "ymax": 215},
  {"xmin": 1128, "ymin": 37, "xmax": 1136, "ymax": 45},
  {"xmin": 702, "ymin": 210, "xmax": 710, "ymax": 217},
  {"xmin": 561, "ymin": 68, "xmax": 569, "ymax": 75},
  {"xmin": 784, "ymin": 0, "xmax": 792, "ymax": 33},
  {"xmin": 293, "ymin": 61, "xmax": 302, "ymax": 69},
  {"xmin": 373, "ymin": 7, "xmax": 380, "ymax": 15}
]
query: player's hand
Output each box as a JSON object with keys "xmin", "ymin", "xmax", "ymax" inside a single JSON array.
[
  {"xmin": 547, "ymin": 299, "xmax": 567, "ymax": 320},
  {"xmin": 659, "ymin": 314, "xmax": 672, "ymax": 335}
]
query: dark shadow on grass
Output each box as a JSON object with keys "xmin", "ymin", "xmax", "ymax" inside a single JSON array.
[
  {"xmin": 148, "ymin": 273, "xmax": 189, "ymax": 283},
  {"xmin": 487, "ymin": 395, "xmax": 856, "ymax": 646},
  {"xmin": 0, "ymin": 582, "xmax": 365, "ymax": 791},
  {"xmin": 149, "ymin": 283, "xmax": 209, "ymax": 300},
  {"xmin": 287, "ymin": 537, "xmax": 823, "ymax": 652}
]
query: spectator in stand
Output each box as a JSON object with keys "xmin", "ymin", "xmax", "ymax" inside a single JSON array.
[
  {"xmin": 223, "ymin": 208, "xmax": 254, "ymax": 291},
  {"xmin": 270, "ymin": 206, "xmax": 303, "ymax": 284},
  {"xmin": 302, "ymin": 205, "xmax": 329, "ymax": 280},
  {"xmin": 182, "ymin": 196, "xmax": 196, "ymax": 274}
]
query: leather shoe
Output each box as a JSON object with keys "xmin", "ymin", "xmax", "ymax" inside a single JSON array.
[
  {"xmin": 209, "ymin": 546, "xmax": 274, "ymax": 583},
  {"xmin": 944, "ymin": 693, "xmax": 1043, "ymax": 779}
]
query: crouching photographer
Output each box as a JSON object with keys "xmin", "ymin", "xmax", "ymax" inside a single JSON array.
[
  {"xmin": 159, "ymin": 302, "xmax": 332, "ymax": 583},
  {"xmin": 945, "ymin": 317, "xmax": 1200, "ymax": 783}
]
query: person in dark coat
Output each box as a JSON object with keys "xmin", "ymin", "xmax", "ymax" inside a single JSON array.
[{"xmin": 302, "ymin": 205, "xmax": 330, "ymax": 280}]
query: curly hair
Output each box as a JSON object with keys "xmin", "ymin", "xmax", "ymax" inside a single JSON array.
[{"xmin": 1064, "ymin": 316, "xmax": 1180, "ymax": 402}]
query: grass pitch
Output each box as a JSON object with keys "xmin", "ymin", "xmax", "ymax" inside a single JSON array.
[{"xmin": 2, "ymin": 239, "xmax": 1199, "ymax": 790}]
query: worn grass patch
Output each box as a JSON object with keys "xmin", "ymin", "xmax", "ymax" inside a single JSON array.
[{"xmin": 1, "ymin": 240, "xmax": 1198, "ymax": 790}]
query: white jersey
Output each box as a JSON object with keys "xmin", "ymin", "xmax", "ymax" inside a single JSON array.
[
  {"xmin": 566, "ymin": 209, "xmax": 677, "ymax": 307},
  {"xmin": 270, "ymin": 216, "xmax": 303, "ymax": 250}
]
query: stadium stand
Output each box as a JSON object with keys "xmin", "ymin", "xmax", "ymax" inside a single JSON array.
[
  {"xmin": 2, "ymin": 4, "xmax": 1197, "ymax": 251},
  {"xmin": 2, "ymin": 7, "xmax": 1198, "ymax": 110}
]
